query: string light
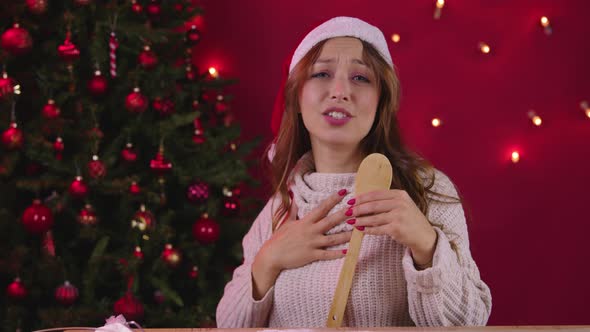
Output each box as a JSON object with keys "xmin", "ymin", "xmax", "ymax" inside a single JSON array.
[
  {"xmin": 431, "ymin": 118, "xmax": 442, "ymax": 127},
  {"xmin": 391, "ymin": 34, "xmax": 401, "ymax": 43},
  {"xmin": 580, "ymin": 101, "xmax": 590, "ymax": 119},
  {"xmin": 540, "ymin": 16, "xmax": 552, "ymax": 36},
  {"xmin": 527, "ymin": 110, "xmax": 542, "ymax": 126},
  {"xmin": 511, "ymin": 151, "xmax": 520, "ymax": 163},
  {"xmin": 434, "ymin": 0, "xmax": 445, "ymax": 20},
  {"xmin": 208, "ymin": 67, "xmax": 218, "ymax": 78},
  {"xmin": 478, "ymin": 42, "xmax": 491, "ymax": 54}
]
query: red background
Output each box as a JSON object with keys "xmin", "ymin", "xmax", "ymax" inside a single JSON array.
[{"xmin": 193, "ymin": 0, "xmax": 590, "ymax": 325}]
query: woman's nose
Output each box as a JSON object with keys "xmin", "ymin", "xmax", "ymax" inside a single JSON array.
[{"xmin": 330, "ymin": 76, "xmax": 350, "ymax": 101}]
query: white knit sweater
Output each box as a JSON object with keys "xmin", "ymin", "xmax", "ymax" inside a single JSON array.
[{"xmin": 216, "ymin": 155, "xmax": 492, "ymax": 327}]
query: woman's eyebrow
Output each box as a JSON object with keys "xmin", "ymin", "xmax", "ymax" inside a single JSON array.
[{"xmin": 313, "ymin": 58, "xmax": 368, "ymax": 67}]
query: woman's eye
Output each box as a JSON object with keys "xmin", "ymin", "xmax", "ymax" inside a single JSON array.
[
  {"xmin": 352, "ymin": 75, "xmax": 370, "ymax": 83},
  {"xmin": 311, "ymin": 72, "xmax": 329, "ymax": 78}
]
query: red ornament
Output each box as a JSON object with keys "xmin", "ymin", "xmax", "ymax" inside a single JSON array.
[
  {"xmin": 42, "ymin": 231, "xmax": 56, "ymax": 256},
  {"xmin": 223, "ymin": 112, "xmax": 236, "ymax": 127},
  {"xmin": 69, "ymin": 176, "xmax": 88, "ymax": 199},
  {"xmin": 87, "ymin": 155, "xmax": 106, "ymax": 179},
  {"xmin": 1, "ymin": 24, "xmax": 33, "ymax": 56},
  {"xmin": 58, "ymin": 31, "xmax": 80, "ymax": 63},
  {"xmin": 129, "ymin": 181, "xmax": 141, "ymax": 195},
  {"xmin": 131, "ymin": 205, "xmax": 156, "ymax": 232},
  {"xmin": 146, "ymin": 1, "xmax": 161, "ymax": 19},
  {"xmin": 131, "ymin": 0, "xmax": 143, "ymax": 13},
  {"xmin": 53, "ymin": 137, "xmax": 64, "ymax": 160},
  {"xmin": 133, "ymin": 246, "xmax": 144, "ymax": 259},
  {"xmin": 2, "ymin": 123, "xmax": 24, "ymax": 150},
  {"xmin": 215, "ymin": 100, "xmax": 229, "ymax": 113},
  {"xmin": 185, "ymin": 65, "xmax": 196, "ymax": 81},
  {"xmin": 125, "ymin": 87, "xmax": 148, "ymax": 113},
  {"xmin": 192, "ymin": 214, "xmax": 220, "ymax": 245},
  {"xmin": 149, "ymin": 149, "xmax": 172, "ymax": 175},
  {"xmin": 21, "ymin": 199, "xmax": 54, "ymax": 234},
  {"xmin": 113, "ymin": 293, "xmax": 144, "ymax": 322},
  {"xmin": 192, "ymin": 117, "xmax": 205, "ymax": 144},
  {"xmin": 0, "ymin": 72, "xmax": 15, "ymax": 101},
  {"xmin": 161, "ymin": 244, "xmax": 182, "ymax": 268},
  {"xmin": 26, "ymin": 0, "xmax": 48, "ymax": 15},
  {"xmin": 6, "ymin": 278, "xmax": 27, "ymax": 300},
  {"xmin": 42, "ymin": 99, "xmax": 60, "ymax": 119},
  {"xmin": 189, "ymin": 265, "xmax": 199, "ymax": 279},
  {"xmin": 186, "ymin": 25, "xmax": 201, "ymax": 45},
  {"xmin": 55, "ymin": 281, "xmax": 79, "ymax": 305},
  {"xmin": 87, "ymin": 126, "xmax": 104, "ymax": 140},
  {"xmin": 222, "ymin": 196, "xmax": 240, "ymax": 217},
  {"xmin": 152, "ymin": 97, "xmax": 175, "ymax": 116},
  {"xmin": 153, "ymin": 290, "xmax": 165, "ymax": 304},
  {"xmin": 138, "ymin": 46, "xmax": 158, "ymax": 70},
  {"xmin": 121, "ymin": 143, "xmax": 138, "ymax": 162},
  {"xmin": 87, "ymin": 70, "xmax": 108, "ymax": 97},
  {"xmin": 192, "ymin": 100, "xmax": 200, "ymax": 111},
  {"xmin": 77, "ymin": 204, "xmax": 98, "ymax": 226},
  {"xmin": 186, "ymin": 181, "xmax": 209, "ymax": 204}
]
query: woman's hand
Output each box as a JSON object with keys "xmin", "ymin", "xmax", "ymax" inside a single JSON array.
[
  {"xmin": 252, "ymin": 189, "xmax": 353, "ymax": 299},
  {"xmin": 348, "ymin": 189, "xmax": 437, "ymax": 267}
]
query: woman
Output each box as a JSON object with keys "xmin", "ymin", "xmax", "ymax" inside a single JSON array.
[{"xmin": 216, "ymin": 16, "xmax": 491, "ymax": 327}]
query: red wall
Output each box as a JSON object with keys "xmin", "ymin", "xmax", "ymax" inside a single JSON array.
[{"xmin": 193, "ymin": 0, "xmax": 590, "ymax": 325}]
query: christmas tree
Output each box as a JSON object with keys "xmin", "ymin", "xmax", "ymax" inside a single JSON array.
[{"xmin": 0, "ymin": 1, "xmax": 260, "ymax": 330}]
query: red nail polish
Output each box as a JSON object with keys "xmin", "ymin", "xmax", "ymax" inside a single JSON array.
[
  {"xmin": 342, "ymin": 249, "xmax": 348, "ymax": 255},
  {"xmin": 356, "ymin": 226, "xmax": 365, "ymax": 231},
  {"xmin": 347, "ymin": 198, "xmax": 356, "ymax": 205},
  {"xmin": 338, "ymin": 189, "xmax": 347, "ymax": 196},
  {"xmin": 345, "ymin": 208, "xmax": 353, "ymax": 217},
  {"xmin": 346, "ymin": 219, "xmax": 356, "ymax": 225}
]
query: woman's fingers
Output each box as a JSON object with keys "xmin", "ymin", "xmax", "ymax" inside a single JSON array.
[
  {"xmin": 304, "ymin": 189, "xmax": 347, "ymax": 223},
  {"xmin": 317, "ymin": 231, "xmax": 352, "ymax": 247},
  {"xmin": 314, "ymin": 248, "xmax": 348, "ymax": 261}
]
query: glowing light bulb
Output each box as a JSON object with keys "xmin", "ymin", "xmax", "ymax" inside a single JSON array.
[
  {"xmin": 511, "ymin": 151, "xmax": 520, "ymax": 163},
  {"xmin": 431, "ymin": 118, "xmax": 441, "ymax": 127},
  {"xmin": 391, "ymin": 34, "xmax": 401, "ymax": 43},
  {"xmin": 527, "ymin": 110, "xmax": 542, "ymax": 126},
  {"xmin": 208, "ymin": 67, "xmax": 218, "ymax": 78},
  {"xmin": 434, "ymin": 0, "xmax": 445, "ymax": 20},
  {"xmin": 580, "ymin": 101, "xmax": 590, "ymax": 119},
  {"xmin": 540, "ymin": 16, "xmax": 552, "ymax": 35},
  {"xmin": 479, "ymin": 42, "xmax": 491, "ymax": 54}
]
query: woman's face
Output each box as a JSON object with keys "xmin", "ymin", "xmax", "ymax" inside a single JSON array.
[{"xmin": 299, "ymin": 37, "xmax": 379, "ymax": 152}]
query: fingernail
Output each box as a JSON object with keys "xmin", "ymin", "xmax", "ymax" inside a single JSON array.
[
  {"xmin": 345, "ymin": 208, "xmax": 353, "ymax": 217},
  {"xmin": 346, "ymin": 219, "xmax": 356, "ymax": 225},
  {"xmin": 338, "ymin": 189, "xmax": 347, "ymax": 196},
  {"xmin": 342, "ymin": 249, "xmax": 348, "ymax": 255},
  {"xmin": 347, "ymin": 198, "xmax": 356, "ymax": 205},
  {"xmin": 356, "ymin": 226, "xmax": 365, "ymax": 231}
]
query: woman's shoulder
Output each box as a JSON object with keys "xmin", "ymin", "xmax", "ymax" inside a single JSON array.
[{"xmin": 419, "ymin": 167, "xmax": 460, "ymax": 201}]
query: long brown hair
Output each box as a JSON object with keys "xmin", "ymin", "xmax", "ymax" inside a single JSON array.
[{"xmin": 266, "ymin": 38, "xmax": 457, "ymax": 231}]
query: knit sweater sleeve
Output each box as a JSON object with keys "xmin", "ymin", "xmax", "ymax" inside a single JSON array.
[
  {"xmin": 402, "ymin": 170, "xmax": 492, "ymax": 326},
  {"xmin": 215, "ymin": 197, "xmax": 276, "ymax": 328}
]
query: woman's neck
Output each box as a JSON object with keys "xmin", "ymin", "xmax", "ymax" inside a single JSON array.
[{"xmin": 310, "ymin": 143, "xmax": 363, "ymax": 173}]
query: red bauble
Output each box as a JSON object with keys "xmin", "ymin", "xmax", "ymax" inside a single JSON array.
[
  {"xmin": 87, "ymin": 126, "xmax": 104, "ymax": 140},
  {"xmin": 146, "ymin": 1, "xmax": 161, "ymax": 19},
  {"xmin": 87, "ymin": 70, "xmax": 108, "ymax": 97},
  {"xmin": 133, "ymin": 246, "xmax": 144, "ymax": 259},
  {"xmin": 186, "ymin": 181, "xmax": 209, "ymax": 204},
  {"xmin": 1, "ymin": 24, "xmax": 33, "ymax": 56},
  {"xmin": 222, "ymin": 196, "xmax": 240, "ymax": 217},
  {"xmin": 223, "ymin": 112, "xmax": 236, "ymax": 127},
  {"xmin": 113, "ymin": 293, "xmax": 144, "ymax": 322},
  {"xmin": 161, "ymin": 244, "xmax": 182, "ymax": 268},
  {"xmin": 26, "ymin": 0, "xmax": 48, "ymax": 15},
  {"xmin": 21, "ymin": 199, "xmax": 54, "ymax": 234},
  {"xmin": 87, "ymin": 155, "xmax": 106, "ymax": 179},
  {"xmin": 125, "ymin": 87, "xmax": 148, "ymax": 113},
  {"xmin": 186, "ymin": 25, "xmax": 201, "ymax": 45},
  {"xmin": 2, "ymin": 123, "xmax": 24, "ymax": 150},
  {"xmin": 121, "ymin": 143, "xmax": 138, "ymax": 162},
  {"xmin": 149, "ymin": 150, "xmax": 172, "ymax": 175},
  {"xmin": 192, "ymin": 117, "xmax": 205, "ymax": 144},
  {"xmin": 189, "ymin": 265, "xmax": 199, "ymax": 279},
  {"xmin": 138, "ymin": 46, "xmax": 158, "ymax": 70},
  {"xmin": 215, "ymin": 100, "xmax": 229, "ymax": 113},
  {"xmin": 55, "ymin": 281, "xmax": 79, "ymax": 305},
  {"xmin": 131, "ymin": 0, "xmax": 143, "ymax": 13},
  {"xmin": 192, "ymin": 100, "xmax": 200, "ymax": 111},
  {"xmin": 42, "ymin": 99, "xmax": 60, "ymax": 119},
  {"xmin": 192, "ymin": 215, "xmax": 220, "ymax": 245},
  {"xmin": 77, "ymin": 204, "xmax": 98, "ymax": 226},
  {"xmin": 185, "ymin": 65, "xmax": 196, "ymax": 81},
  {"xmin": 153, "ymin": 290, "xmax": 165, "ymax": 304},
  {"xmin": 69, "ymin": 176, "xmax": 88, "ymax": 199},
  {"xmin": 58, "ymin": 32, "xmax": 80, "ymax": 63},
  {"xmin": 54, "ymin": 137, "xmax": 64, "ymax": 160},
  {"xmin": 129, "ymin": 182, "xmax": 141, "ymax": 195},
  {"xmin": 6, "ymin": 278, "xmax": 27, "ymax": 300},
  {"xmin": 131, "ymin": 205, "xmax": 156, "ymax": 232},
  {"xmin": 0, "ymin": 72, "xmax": 15, "ymax": 101},
  {"xmin": 152, "ymin": 97, "xmax": 175, "ymax": 116}
]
